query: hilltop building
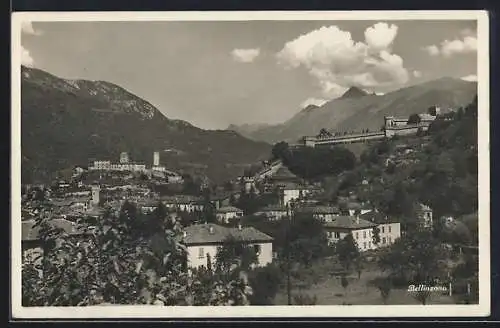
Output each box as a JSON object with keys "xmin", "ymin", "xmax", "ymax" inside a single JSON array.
[
  {"xmin": 301, "ymin": 108, "xmax": 440, "ymax": 147},
  {"xmin": 88, "ymin": 154, "xmax": 146, "ymax": 173}
]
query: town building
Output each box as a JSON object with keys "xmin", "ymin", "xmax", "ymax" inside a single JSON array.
[
  {"xmin": 323, "ymin": 214, "xmax": 401, "ymax": 252},
  {"xmin": 161, "ymin": 195, "xmax": 204, "ymax": 213},
  {"xmin": 415, "ymin": 203, "xmax": 434, "ymax": 229},
  {"xmin": 300, "ymin": 109, "xmax": 440, "ymax": 147},
  {"xmin": 22, "ymin": 218, "xmax": 85, "ymax": 266},
  {"xmin": 295, "ymin": 205, "xmax": 341, "ymax": 222},
  {"xmin": 360, "ymin": 211, "xmax": 402, "ymax": 248},
  {"xmin": 180, "ymin": 223, "xmax": 273, "ymax": 269},
  {"xmin": 215, "ymin": 206, "xmax": 244, "ymax": 224},
  {"xmin": 254, "ymin": 204, "xmax": 289, "ymax": 221}
]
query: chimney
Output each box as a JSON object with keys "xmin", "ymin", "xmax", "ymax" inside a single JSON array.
[
  {"xmin": 183, "ymin": 231, "xmax": 187, "ymax": 238},
  {"xmin": 356, "ymin": 216, "xmax": 360, "ymax": 224},
  {"xmin": 238, "ymin": 223, "xmax": 242, "ymax": 231},
  {"xmin": 209, "ymin": 225, "xmax": 214, "ymax": 234}
]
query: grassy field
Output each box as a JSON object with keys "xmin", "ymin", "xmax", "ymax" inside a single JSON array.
[{"xmin": 273, "ymin": 260, "xmax": 456, "ymax": 305}]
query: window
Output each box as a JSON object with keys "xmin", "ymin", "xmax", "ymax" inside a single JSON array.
[
  {"xmin": 334, "ymin": 232, "xmax": 340, "ymax": 239},
  {"xmin": 254, "ymin": 244, "xmax": 261, "ymax": 255},
  {"xmin": 368, "ymin": 241, "xmax": 371, "ymax": 248},
  {"xmin": 198, "ymin": 247, "xmax": 205, "ymax": 259},
  {"xmin": 382, "ymin": 237, "xmax": 386, "ymax": 244},
  {"xmin": 355, "ymin": 232, "xmax": 359, "ymax": 239},
  {"xmin": 381, "ymin": 226, "xmax": 385, "ymax": 233},
  {"xmin": 363, "ymin": 231, "xmax": 367, "ymax": 238},
  {"xmin": 363, "ymin": 242, "xmax": 367, "ymax": 249},
  {"xmin": 388, "ymin": 226, "xmax": 392, "ymax": 233},
  {"xmin": 388, "ymin": 237, "xmax": 392, "ymax": 243}
]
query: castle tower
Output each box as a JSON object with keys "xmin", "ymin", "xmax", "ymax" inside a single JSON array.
[
  {"xmin": 91, "ymin": 185, "xmax": 100, "ymax": 207},
  {"xmin": 153, "ymin": 151, "xmax": 160, "ymax": 167},
  {"xmin": 120, "ymin": 152, "xmax": 129, "ymax": 164}
]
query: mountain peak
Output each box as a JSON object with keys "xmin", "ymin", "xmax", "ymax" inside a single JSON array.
[{"xmin": 340, "ymin": 86, "xmax": 369, "ymax": 99}]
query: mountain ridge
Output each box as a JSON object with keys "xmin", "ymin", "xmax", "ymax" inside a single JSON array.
[
  {"xmin": 228, "ymin": 78, "xmax": 477, "ymax": 144},
  {"xmin": 21, "ymin": 66, "xmax": 272, "ymax": 184}
]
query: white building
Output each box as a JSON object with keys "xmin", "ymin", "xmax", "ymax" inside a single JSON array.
[
  {"xmin": 324, "ymin": 214, "xmax": 401, "ymax": 252},
  {"xmin": 295, "ymin": 205, "xmax": 341, "ymax": 222},
  {"xmin": 415, "ymin": 203, "xmax": 434, "ymax": 229},
  {"xmin": 153, "ymin": 151, "xmax": 160, "ymax": 166},
  {"xmin": 215, "ymin": 206, "xmax": 244, "ymax": 224},
  {"xmin": 255, "ymin": 204, "xmax": 289, "ymax": 221},
  {"xmin": 180, "ymin": 223, "xmax": 273, "ymax": 269}
]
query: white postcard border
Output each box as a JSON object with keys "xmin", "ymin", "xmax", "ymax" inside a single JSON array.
[{"xmin": 11, "ymin": 10, "xmax": 491, "ymax": 319}]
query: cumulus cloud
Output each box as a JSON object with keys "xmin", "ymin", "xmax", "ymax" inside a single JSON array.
[
  {"xmin": 276, "ymin": 23, "xmax": 408, "ymax": 98},
  {"xmin": 364, "ymin": 22, "xmax": 398, "ymax": 50},
  {"xmin": 300, "ymin": 97, "xmax": 328, "ymax": 108},
  {"xmin": 423, "ymin": 45, "xmax": 440, "ymax": 56},
  {"xmin": 413, "ymin": 70, "xmax": 422, "ymax": 78},
  {"xmin": 461, "ymin": 74, "xmax": 477, "ymax": 82},
  {"xmin": 231, "ymin": 48, "xmax": 260, "ymax": 63},
  {"xmin": 441, "ymin": 36, "xmax": 477, "ymax": 56},
  {"xmin": 21, "ymin": 21, "xmax": 41, "ymax": 35},
  {"xmin": 21, "ymin": 46, "xmax": 34, "ymax": 67},
  {"xmin": 423, "ymin": 32, "xmax": 477, "ymax": 57}
]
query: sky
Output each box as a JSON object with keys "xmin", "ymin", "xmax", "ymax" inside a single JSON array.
[{"xmin": 21, "ymin": 19, "xmax": 478, "ymax": 130}]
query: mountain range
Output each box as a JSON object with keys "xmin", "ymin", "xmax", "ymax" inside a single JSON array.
[
  {"xmin": 227, "ymin": 79, "xmax": 478, "ymax": 144},
  {"xmin": 20, "ymin": 66, "xmax": 272, "ymax": 185}
]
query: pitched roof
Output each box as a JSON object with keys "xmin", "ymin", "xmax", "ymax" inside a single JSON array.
[
  {"xmin": 323, "ymin": 216, "xmax": 377, "ymax": 230},
  {"xmin": 270, "ymin": 166, "xmax": 298, "ymax": 180},
  {"xmin": 181, "ymin": 223, "xmax": 273, "ymax": 245},
  {"xmin": 216, "ymin": 206, "xmax": 243, "ymax": 213},
  {"xmin": 296, "ymin": 205, "xmax": 341, "ymax": 214},
  {"xmin": 160, "ymin": 195, "xmax": 203, "ymax": 204},
  {"xmin": 258, "ymin": 204, "xmax": 288, "ymax": 212},
  {"xmin": 359, "ymin": 211, "xmax": 395, "ymax": 224},
  {"xmin": 22, "ymin": 219, "xmax": 84, "ymax": 241},
  {"xmin": 415, "ymin": 203, "xmax": 432, "ymax": 212}
]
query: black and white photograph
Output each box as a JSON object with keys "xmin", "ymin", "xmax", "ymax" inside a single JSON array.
[{"xmin": 11, "ymin": 10, "xmax": 490, "ymax": 318}]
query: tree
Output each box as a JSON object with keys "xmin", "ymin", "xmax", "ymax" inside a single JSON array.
[
  {"xmin": 354, "ymin": 256, "xmax": 364, "ymax": 279},
  {"xmin": 215, "ymin": 235, "xmax": 258, "ymax": 274},
  {"xmin": 248, "ymin": 263, "xmax": 283, "ymax": 305},
  {"xmin": 336, "ymin": 233, "xmax": 360, "ymax": 271},
  {"xmin": 369, "ymin": 277, "xmax": 392, "ymax": 305},
  {"xmin": 340, "ymin": 274, "xmax": 349, "ymax": 292},
  {"xmin": 287, "ymin": 213, "xmax": 330, "ymax": 267},
  {"xmin": 271, "ymin": 141, "xmax": 290, "ymax": 162},
  {"xmin": 22, "ymin": 203, "xmax": 253, "ymax": 306},
  {"xmin": 372, "ymin": 226, "xmax": 381, "ymax": 246},
  {"xmin": 408, "ymin": 114, "xmax": 422, "ymax": 125},
  {"xmin": 413, "ymin": 289, "xmax": 432, "ymax": 305},
  {"xmin": 378, "ymin": 229, "xmax": 444, "ymax": 286},
  {"xmin": 293, "ymin": 293, "xmax": 317, "ymax": 305}
]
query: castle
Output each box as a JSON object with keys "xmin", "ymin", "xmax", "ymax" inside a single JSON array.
[{"xmin": 300, "ymin": 107, "xmax": 441, "ymax": 148}]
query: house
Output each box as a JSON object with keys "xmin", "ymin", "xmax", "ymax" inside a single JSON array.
[
  {"xmin": 360, "ymin": 211, "xmax": 402, "ymax": 248},
  {"xmin": 137, "ymin": 200, "xmax": 160, "ymax": 214},
  {"xmin": 180, "ymin": 223, "xmax": 273, "ymax": 269},
  {"xmin": 295, "ymin": 205, "xmax": 341, "ymax": 222},
  {"xmin": 209, "ymin": 192, "xmax": 234, "ymax": 210},
  {"xmin": 254, "ymin": 204, "xmax": 289, "ymax": 221},
  {"xmin": 22, "ymin": 218, "xmax": 86, "ymax": 266},
  {"xmin": 160, "ymin": 195, "xmax": 204, "ymax": 213},
  {"xmin": 340, "ymin": 202, "xmax": 373, "ymax": 216},
  {"xmin": 323, "ymin": 214, "xmax": 401, "ymax": 252},
  {"xmin": 415, "ymin": 203, "xmax": 433, "ymax": 229},
  {"xmin": 324, "ymin": 216, "xmax": 377, "ymax": 251},
  {"xmin": 216, "ymin": 206, "xmax": 244, "ymax": 224}
]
